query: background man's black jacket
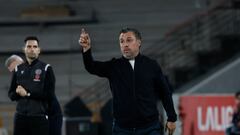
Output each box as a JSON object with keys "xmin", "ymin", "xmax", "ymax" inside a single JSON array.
[{"xmin": 9, "ymin": 59, "xmax": 55, "ymax": 116}]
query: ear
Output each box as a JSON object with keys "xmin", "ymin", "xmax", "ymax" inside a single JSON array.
[
  {"xmin": 137, "ymin": 40, "xmax": 141, "ymax": 47},
  {"xmin": 38, "ymin": 47, "xmax": 41, "ymax": 54},
  {"xmin": 22, "ymin": 46, "xmax": 25, "ymax": 53}
]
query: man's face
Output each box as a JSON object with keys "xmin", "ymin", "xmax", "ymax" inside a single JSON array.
[
  {"xmin": 119, "ymin": 32, "xmax": 141, "ymax": 59},
  {"xmin": 24, "ymin": 40, "xmax": 40, "ymax": 60}
]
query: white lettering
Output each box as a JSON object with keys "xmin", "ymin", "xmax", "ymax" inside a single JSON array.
[
  {"xmin": 197, "ymin": 106, "xmax": 234, "ymax": 132},
  {"xmin": 225, "ymin": 106, "xmax": 234, "ymax": 128},
  {"xmin": 197, "ymin": 107, "xmax": 206, "ymax": 131}
]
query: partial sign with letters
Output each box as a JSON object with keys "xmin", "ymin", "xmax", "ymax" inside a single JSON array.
[{"xmin": 179, "ymin": 95, "xmax": 235, "ymax": 135}]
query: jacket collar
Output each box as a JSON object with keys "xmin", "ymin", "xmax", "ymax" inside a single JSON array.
[
  {"xmin": 122, "ymin": 53, "xmax": 141, "ymax": 61},
  {"xmin": 24, "ymin": 59, "xmax": 39, "ymax": 66}
]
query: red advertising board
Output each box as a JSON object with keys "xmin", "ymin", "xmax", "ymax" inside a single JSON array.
[{"xmin": 179, "ymin": 95, "xmax": 235, "ymax": 135}]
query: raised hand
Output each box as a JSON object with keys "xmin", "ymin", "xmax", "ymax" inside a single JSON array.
[{"xmin": 79, "ymin": 28, "xmax": 91, "ymax": 52}]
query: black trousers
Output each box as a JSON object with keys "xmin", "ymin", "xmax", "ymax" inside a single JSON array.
[
  {"xmin": 13, "ymin": 113, "xmax": 49, "ymax": 135},
  {"xmin": 49, "ymin": 114, "xmax": 63, "ymax": 135},
  {"xmin": 112, "ymin": 120, "xmax": 162, "ymax": 135}
]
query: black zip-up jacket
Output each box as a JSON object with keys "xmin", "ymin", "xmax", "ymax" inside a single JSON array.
[
  {"xmin": 8, "ymin": 59, "xmax": 55, "ymax": 116},
  {"xmin": 83, "ymin": 49, "xmax": 177, "ymax": 128}
]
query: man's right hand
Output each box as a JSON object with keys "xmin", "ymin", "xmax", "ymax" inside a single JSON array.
[
  {"xmin": 165, "ymin": 121, "xmax": 176, "ymax": 135},
  {"xmin": 79, "ymin": 28, "xmax": 91, "ymax": 52}
]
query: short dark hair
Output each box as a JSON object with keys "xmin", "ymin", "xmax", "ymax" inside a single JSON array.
[
  {"xmin": 235, "ymin": 91, "xmax": 240, "ymax": 98},
  {"xmin": 24, "ymin": 36, "xmax": 39, "ymax": 44},
  {"xmin": 119, "ymin": 28, "xmax": 142, "ymax": 40}
]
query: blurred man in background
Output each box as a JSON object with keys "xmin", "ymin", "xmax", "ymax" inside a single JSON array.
[{"xmin": 8, "ymin": 36, "xmax": 62, "ymax": 135}]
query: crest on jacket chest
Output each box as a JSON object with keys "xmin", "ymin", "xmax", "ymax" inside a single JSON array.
[{"xmin": 33, "ymin": 69, "xmax": 42, "ymax": 82}]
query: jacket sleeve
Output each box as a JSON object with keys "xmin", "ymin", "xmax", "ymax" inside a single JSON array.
[
  {"xmin": 8, "ymin": 70, "xmax": 21, "ymax": 101},
  {"xmin": 82, "ymin": 49, "xmax": 111, "ymax": 78},
  {"xmin": 154, "ymin": 61, "xmax": 177, "ymax": 122},
  {"xmin": 27, "ymin": 66, "xmax": 55, "ymax": 101}
]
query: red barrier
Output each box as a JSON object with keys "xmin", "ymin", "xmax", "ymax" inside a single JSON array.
[{"xmin": 179, "ymin": 95, "xmax": 235, "ymax": 135}]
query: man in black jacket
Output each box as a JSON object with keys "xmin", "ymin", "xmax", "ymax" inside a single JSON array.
[
  {"xmin": 6, "ymin": 54, "xmax": 63, "ymax": 135},
  {"xmin": 8, "ymin": 36, "xmax": 56, "ymax": 135},
  {"xmin": 79, "ymin": 28, "xmax": 177, "ymax": 135}
]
